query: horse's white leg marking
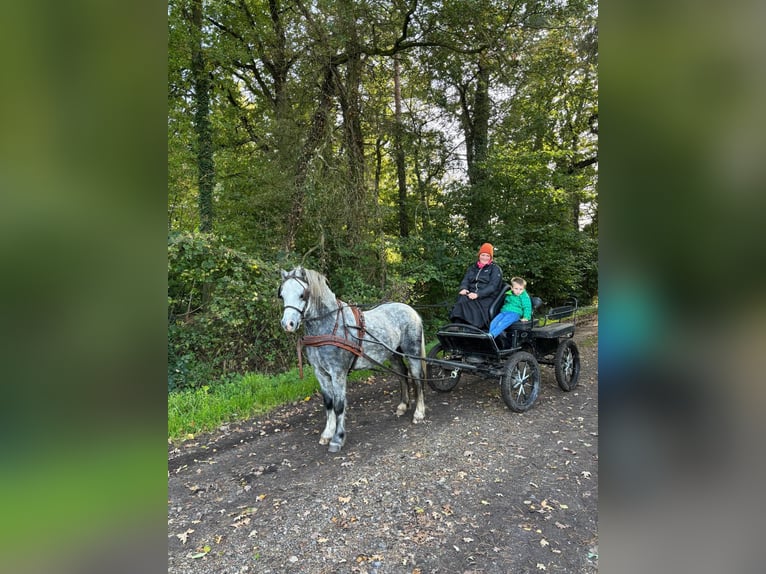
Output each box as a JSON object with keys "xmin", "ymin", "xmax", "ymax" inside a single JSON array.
[{"xmin": 320, "ymin": 409, "xmax": 336, "ymax": 445}]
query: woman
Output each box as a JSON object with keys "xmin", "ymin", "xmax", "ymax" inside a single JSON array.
[{"xmin": 449, "ymin": 243, "xmax": 504, "ymax": 329}]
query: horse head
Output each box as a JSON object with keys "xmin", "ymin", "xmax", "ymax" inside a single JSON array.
[{"xmin": 279, "ymin": 267, "xmax": 309, "ymax": 333}]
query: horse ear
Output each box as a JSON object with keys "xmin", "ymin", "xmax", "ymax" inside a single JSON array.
[{"xmin": 280, "ymin": 269, "xmax": 288, "ymax": 280}]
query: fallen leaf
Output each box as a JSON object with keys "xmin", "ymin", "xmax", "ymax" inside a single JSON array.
[
  {"xmin": 338, "ymin": 496, "xmax": 351, "ymax": 503},
  {"xmin": 536, "ymin": 564, "xmax": 546, "ymax": 570},
  {"xmin": 176, "ymin": 529, "xmax": 194, "ymax": 545},
  {"xmin": 581, "ymin": 471, "xmax": 592, "ymax": 479},
  {"xmin": 540, "ymin": 538, "xmax": 549, "ymax": 547}
]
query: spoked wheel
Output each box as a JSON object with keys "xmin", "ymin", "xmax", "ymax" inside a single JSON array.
[
  {"xmin": 426, "ymin": 343, "xmax": 461, "ymax": 392},
  {"xmin": 554, "ymin": 339, "xmax": 581, "ymax": 391},
  {"xmin": 500, "ymin": 351, "xmax": 541, "ymax": 412}
]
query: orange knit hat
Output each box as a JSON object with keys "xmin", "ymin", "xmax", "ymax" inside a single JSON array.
[{"xmin": 478, "ymin": 243, "xmax": 494, "ymax": 258}]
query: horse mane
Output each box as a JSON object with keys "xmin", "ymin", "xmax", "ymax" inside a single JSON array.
[{"xmin": 301, "ymin": 267, "xmax": 336, "ymax": 309}]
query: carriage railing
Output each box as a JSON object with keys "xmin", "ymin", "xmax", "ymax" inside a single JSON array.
[{"xmin": 536, "ymin": 297, "xmax": 578, "ymax": 328}]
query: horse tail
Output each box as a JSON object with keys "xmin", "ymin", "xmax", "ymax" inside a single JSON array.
[{"xmin": 419, "ymin": 317, "xmax": 427, "ymax": 379}]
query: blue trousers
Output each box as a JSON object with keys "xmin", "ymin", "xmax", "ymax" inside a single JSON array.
[{"xmin": 489, "ymin": 311, "xmax": 521, "ymax": 338}]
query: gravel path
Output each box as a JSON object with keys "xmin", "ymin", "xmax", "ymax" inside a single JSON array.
[{"xmin": 168, "ymin": 317, "xmax": 598, "ymax": 573}]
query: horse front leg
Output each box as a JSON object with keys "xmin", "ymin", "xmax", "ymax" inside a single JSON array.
[
  {"xmin": 319, "ymin": 389, "xmax": 336, "ymax": 446},
  {"xmin": 314, "ymin": 368, "xmax": 336, "ymax": 446},
  {"xmin": 327, "ymin": 372, "xmax": 348, "ymax": 453}
]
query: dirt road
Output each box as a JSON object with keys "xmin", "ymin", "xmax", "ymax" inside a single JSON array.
[{"xmin": 168, "ymin": 317, "xmax": 598, "ymax": 573}]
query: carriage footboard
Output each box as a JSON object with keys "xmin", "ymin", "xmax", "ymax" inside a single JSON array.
[{"xmin": 530, "ymin": 323, "xmax": 575, "ymax": 339}]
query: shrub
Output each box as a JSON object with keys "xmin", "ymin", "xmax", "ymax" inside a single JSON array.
[{"xmin": 168, "ymin": 232, "xmax": 294, "ymax": 391}]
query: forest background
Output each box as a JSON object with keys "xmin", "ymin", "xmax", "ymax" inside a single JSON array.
[{"xmin": 167, "ymin": 0, "xmax": 598, "ymax": 390}]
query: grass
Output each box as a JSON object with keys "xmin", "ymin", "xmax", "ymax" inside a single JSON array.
[
  {"xmin": 168, "ymin": 368, "xmax": 318, "ymax": 441},
  {"xmin": 168, "ymin": 368, "xmax": 374, "ymax": 442}
]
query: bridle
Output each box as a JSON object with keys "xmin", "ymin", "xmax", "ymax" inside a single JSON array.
[{"xmin": 279, "ymin": 274, "xmax": 310, "ymax": 319}]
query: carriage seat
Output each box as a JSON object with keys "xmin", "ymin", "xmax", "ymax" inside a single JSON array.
[
  {"xmin": 488, "ymin": 283, "xmax": 511, "ymax": 320},
  {"xmin": 488, "ymin": 283, "xmax": 543, "ymax": 332}
]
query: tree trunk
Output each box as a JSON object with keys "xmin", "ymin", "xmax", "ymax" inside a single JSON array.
[
  {"xmin": 284, "ymin": 65, "xmax": 336, "ymax": 251},
  {"xmin": 190, "ymin": 0, "xmax": 214, "ymax": 233},
  {"xmin": 340, "ymin": 50, "xmax": 366, "ymax": 241},
  {"xmin": 394, "ymin": 57, "xmax": 409, "ymax": 238},
  {"xmin": 469, "ymin": 61, "xmax": 490, "ymax": 187},
  {"xmin": 462, "ymin": 59, "xmax": 491, "ymax": 241}
]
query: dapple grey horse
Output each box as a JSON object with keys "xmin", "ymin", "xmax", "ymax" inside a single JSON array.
[{"xmin": 279, "ymin": 267, "xmax": 426, "ymax": 453}]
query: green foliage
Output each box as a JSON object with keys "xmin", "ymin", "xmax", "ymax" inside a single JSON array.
[
  {"xmin": 168, "ymin": 232, "xmax": 293, "ymax": 391},
  {"xmin": 167, "ymin": 0, "xmax": 599, "ymax": 386}
]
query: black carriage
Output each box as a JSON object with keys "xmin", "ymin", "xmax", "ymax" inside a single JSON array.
[{"xmin": 426, "ymin": 285, "xmax": 581, "ymax": 412}]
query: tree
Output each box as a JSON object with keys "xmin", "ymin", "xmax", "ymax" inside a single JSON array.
[
  {"xmin": 167, "ymin": 0, "xmax": 599, "ymax": 307},
  {"xmin": 190, "ymin": 0, "xmax": 215, "ymax": 232}
]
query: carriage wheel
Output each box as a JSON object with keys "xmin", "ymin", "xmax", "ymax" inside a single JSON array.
[
  {"xmin": 426, "ymin": 343, "xmax": 461, "ymax": 392},
  {"xmin": 554, "ymin": 339, "xmax": 581, "ymax": 391},
  {"xmin": 500, "ymin": 351, "xmax": 540, "ymax": 412}
]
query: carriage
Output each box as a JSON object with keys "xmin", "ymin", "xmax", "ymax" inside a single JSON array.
[
  {"xmin": 425, "ymin": 284, "xmax": 581, "ymax": 412},
  {"xmin": 279, "ymin": 266, "xmax": 581, "ymax": 452}
]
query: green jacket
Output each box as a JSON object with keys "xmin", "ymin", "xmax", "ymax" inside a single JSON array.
[{"xmin": 500, "ymin": 289, "xmax": 532, "ymax": 320}]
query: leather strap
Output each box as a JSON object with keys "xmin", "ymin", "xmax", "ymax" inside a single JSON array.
[{"xmin": 297, "ymin": 304, "xmax": 366, "ymax": 378}]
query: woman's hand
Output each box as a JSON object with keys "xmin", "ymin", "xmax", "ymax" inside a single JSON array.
[
  {"xmin": 459, "ymin": 289, "xmax": 469, "ymax": 296},
  {"xmin": 467, "ymin": 292, "xmax": 478, "ymax": 300}
]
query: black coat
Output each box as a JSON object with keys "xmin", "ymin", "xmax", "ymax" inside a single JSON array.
[{"xmin": 449, "ymin": 262, "xmax": 504, "ymax": 328}]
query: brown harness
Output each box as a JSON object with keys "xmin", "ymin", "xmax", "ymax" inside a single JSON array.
[{"xmin": 297, "ymin": 300, "xmax": 366, "ymax": 378}]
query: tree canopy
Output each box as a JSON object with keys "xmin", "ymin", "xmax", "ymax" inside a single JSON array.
[{"xmin": 168, "ymin": 0, "xmax": 598, "ymax": 386}]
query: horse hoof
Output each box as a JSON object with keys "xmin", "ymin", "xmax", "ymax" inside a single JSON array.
[
  {"xmin": 395, "ymin": 404, "xmax": 407, "ymax": 417},
  {"xmin": 328, "ymin": 443, "xmax": 341, "ymax": 453},
  {"xmin": 319, "ymin": 436, "xmax": 331, "ymax": 445}
]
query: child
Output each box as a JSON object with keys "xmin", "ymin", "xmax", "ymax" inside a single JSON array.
[{"xmin": 489, "ymin": 277, "xmax": 532, "ymax": 338}]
